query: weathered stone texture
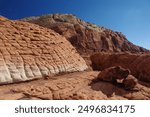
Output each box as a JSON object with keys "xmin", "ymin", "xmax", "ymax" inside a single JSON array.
[
  {"xmin": 0, "ymin": 71, "xmax": 150, "ymax": 100},
  {"xmin": 91, "ymin": 52, "xmax": 150, "ymax": 82},
  {"xmin": 22, "ymin": 14, "xmax": 149, "ymax": 55},
  {"xmin": 0, "ymin": 17, "xmax": 87, "ymax": 84}
]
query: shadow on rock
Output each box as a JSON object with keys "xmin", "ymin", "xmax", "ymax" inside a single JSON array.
[{"xmin": 90, "ymin": 79, "xmax": 135, "ymax": 98}]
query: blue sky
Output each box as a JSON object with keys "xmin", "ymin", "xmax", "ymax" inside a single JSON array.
[{"xmin": 0, "ymin": 0, "xmax": 150, "ymax": 49}]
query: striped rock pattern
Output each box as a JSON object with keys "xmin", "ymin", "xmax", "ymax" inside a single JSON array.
[{"xmin": 0, "ymin": 17, "xmax": 87, "ymax": 84}]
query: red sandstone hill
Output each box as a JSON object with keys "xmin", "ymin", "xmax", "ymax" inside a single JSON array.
[{"xmin": 22, "ymin": 14, "xmax": 149, "ymax": 55}]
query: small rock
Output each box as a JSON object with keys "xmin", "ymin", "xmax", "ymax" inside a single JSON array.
[{"xmin": 123, "ymin": 75, "xmax": 138, "ymax": 90}]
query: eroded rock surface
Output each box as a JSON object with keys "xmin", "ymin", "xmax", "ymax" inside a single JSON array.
[
  {"xmin": 22, "ymin": 14, "xmax": 149, "ymax": 55},
  {"xmin": 0, "ymin": 15, "xmax": 149, "ymax": 100},
  {"xmin": 96, "ymin": 66, "xmax": 137, "ymax": 90},
  {"xmin": 0, "ymin": 17, "xmax": 87, "ymax": 84},
  {"xmin": 0, "ymin": 71, "xmax": 149, "ymax": 100},
  {"xmin": 0, "ymin": 16, "xmax": 8, "ymax": 21},
  {"xmin": 97, "ymin": 66, "xmax": 130, "ymax": 82},
  {"xmin": 123, "ymin": 75, "xmax": 138, "ymax": 90},
  {"xmin": 91, "ymin": 52, "xmax": 150, "ymax": 82}
]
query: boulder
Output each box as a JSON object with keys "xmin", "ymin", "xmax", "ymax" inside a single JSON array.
[
  {"xmin": 123, "ymin": 75, "xmax": 138, "ymax": 90},
  {"xmin": 96, "ymin": 66, "xmax": 137, "ymax": 90},
  {"xmin": 97, "ymin": 66, "xmax": 130, "ymax": 82}
]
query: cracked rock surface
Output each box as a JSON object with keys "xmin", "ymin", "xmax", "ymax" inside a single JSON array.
[
  {"xmin": 0, "ymin": 17, "xmax": 87, "ymax": 84},
  {"xmin": 0, "ymin": 71, "xmax": 150, "ymax": 100}
]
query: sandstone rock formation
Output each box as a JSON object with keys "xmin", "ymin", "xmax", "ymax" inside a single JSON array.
[
  {"xmin": 0, "ymin": 16, "xmax": 87, "ymax": 84},
  {"xmin": 123, "ymin": 75, "xmax": 138, "ymax": 90},
  {"xmin": 97, "ymin": 66, "xmax": 130, "ymax": 82},
  {"xmin": 91, "ymin": 52, "xmax": 150, "ymax": 82},
  {"xmin": 0, "ymin": 14, "xmax": 149, "ymax": 100},
  {"xmin": 96, "ymin": 66, "xmax": 137, "ymax": 90},
  {"xmin": 0, "ymin": 71, "xmax": 150, "ymax": 100},
  {"xmin": 22, "ymin": 14, "xmax": 149, "ymax": 55},
  {"xmin": 0, "ymin": 16, "xmax": 8, "ymax": 21}
]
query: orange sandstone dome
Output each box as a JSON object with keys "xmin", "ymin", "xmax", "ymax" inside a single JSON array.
[{"xmin": 0, "ymin": 17, "xmax": 88, "ymax": 84}]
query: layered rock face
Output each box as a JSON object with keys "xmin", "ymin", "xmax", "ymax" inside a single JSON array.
[
  {"xmin": 22, "ymin": 14, "xmax": 149, "ymax": 55},
  {"xmin": 91, "ymin": 53, "xmax": 150, "ymax": 82},
  {"xmin": 0, "ymin": 17, "xmax": 87, "ymax": 84}
]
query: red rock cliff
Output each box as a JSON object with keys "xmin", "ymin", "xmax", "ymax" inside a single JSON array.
[{"xmin": 22, "ymin": 14, "xmax": 149, "ymax": 55}]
